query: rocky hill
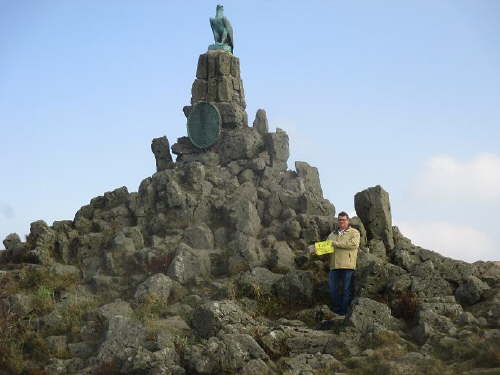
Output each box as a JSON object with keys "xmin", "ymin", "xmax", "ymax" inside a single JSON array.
[{"xmin": 1, "ymin": 50, "xmax": 499, "ymax": 375}]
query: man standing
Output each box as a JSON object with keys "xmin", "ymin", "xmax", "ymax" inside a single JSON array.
[{"xmin": 311, "ymin": 212, "xmax": 360, "ymax": 315}]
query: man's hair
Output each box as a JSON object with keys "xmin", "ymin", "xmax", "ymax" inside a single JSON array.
[{"xmin": 338, "ymin": 211, "xmax": 349, "ymax": 219}]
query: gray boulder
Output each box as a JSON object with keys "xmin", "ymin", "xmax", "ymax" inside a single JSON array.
[
  {"xmin": 190, "ymin": 300, "xmax": 256, "ymax": 338},
  {"xmin": 167, "ymin": 243, "xmax": 211, "ymax": 284},
  {"xmin": 284, "ymin": 328, "xmax": 334, "ymax": 355},
  {"xmin": 278, "ymin": 353, "xmax": 344, "ymax": 374},
  {"xmin": 252, "ymin": 109, "xmax": 269, "ymax": 135},
  {"xmin": 49, "ymin": 263, "xmax": 81, "ymax": 280},
  {"xmin": 183, "ymin": 161, "xmax": 206, "ymax": 185},
  {"xmin": 226, "ymin": 191, "xmax": 261, "ymax": 236},
  {"xmin": 392, "ymin": 246, "xmax": 421, "ymax": 272},
  {"xmin": 3, "ymin": 233, "xmax": 21, "ymax": 251},
  {"xmin": 411, "ymin": 309, "xmax": 455, "ymax": 344},
  {"xmin": 455, "ymin": 275, "xmax": 490, "ymax": 305},
  {"xmin": 68, "ymin": 342, "xmax": 96, "ymax": 359},
  {"xmin": 283, "ymin": 219, "xmax": 302, "ymax": 239},
  {"xmin": 219, "ymin": 127, "xmax": 263, "ymax": 162},
  {"xmin": 151, "ymin": 136, "xmax": 174, "ymax": 172},
  {"xmin": 419, "ymin": 296, "xmax": 463, "ymax": 320},
  {"xmin": 346, "ymin": 297, "xmax": 399, "ymax": 333},
  {"xmin": 134, "ymin": 273, "xmax": 173, "ymax": 303},
  {"xmin": 419, "ymin": 247, "xmax": 474, "ymax": 283},
  {"xmin": 152, "ymin": 316, "xmax": 191, "ymax": 337},
  {"xmin": 272, "ymin": 270, "xmax": 315, "ymax": 305},
  {"xmin": 473, "ymin": 261, "xmax": 500, "ymax": 283},
  {"xmin": 97, "ymin": 316, "xmax": 146, "ymax": 363},
  {"xmin": 218, "ymin": 334, "xmax": 269, "ymax": 373},
  {"xmin": 215, "ymin": 102, "xmax": 248, "ymax": 129},
  {"xmin": 368, "ymin": 238, "xmax": 387, "ymax": 259},
  {"xmin": 354, "ymin": 185, "xmax": 394, "ymax": 249},
  {"xmin": 100, "ymin": 186, "xmax": 130, "ymax": 209},
  {"xmin": 237, "ymin": 267, "xmax": 283, "ymax": 297},
  {"xmin": 240, "ymin": 359, "xmax": 273, "ymax": 375},
  {"xmin": 296, "ymin": 215, "xmax": 321, "ymax": 243},
  {"xmin": 184, "ymin": 334, "xmax": 268, "ymax": 374},
  {"xmin": 25, "ymin": 220, "xmax": 56, "ymax": 264},
  {"xmin": 8, "ymin": 293, "xmax": 34, "ymax": 315},
  {"xmin": 349, "ymin": 216, "xmax": 367, "ymax": 249},
  {"xmin": 183, "ymin": 224, "xmax": 214, "ymax": 249},
  {"xmin": 37, "ymin": 309, "xmax": 66, "ymax": 334},
  {"xmin": 165, "ymin": 179, "xmax": 186, "ymax": 208},
  {"xmin": 295, "ymin": 161, "xmax": 323, "ymax": 197},
  {"xmin": 227, "ymin": 233, "xmax": 263, "ymax": 270},
  {"xmin": 264, "ymin": 128, "xmax": 289, "ymax": 169},
  {"xmin": 92, "ymin": 299, "xmax": 134, "ymax": 322},
  {"xmin": 182, "ymin": 339, "xmax": 219, "ymax": 374},
  {"xmin": 355, "ymin": 252, "xmax": 406, "ymax": 298},
  {"xmin": 410, "ymin": 260, "xmax": 454, "ymax": 297},
  {"xmin": 268, "ymin": 241, "xmax": 296, "ymax": 274},
  {"xmin": 457, "ymin": 311, "xmax": 479, "ymax": 326}
]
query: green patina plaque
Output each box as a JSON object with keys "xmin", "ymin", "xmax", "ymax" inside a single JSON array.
[{"xmin": 187, "ymin": 102, "xmax": 221, "ymax": 149}]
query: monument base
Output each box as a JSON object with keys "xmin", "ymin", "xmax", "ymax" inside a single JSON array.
[{"xmin": 208, "ymin": 43, "xmax": 232, "ymax": 52}]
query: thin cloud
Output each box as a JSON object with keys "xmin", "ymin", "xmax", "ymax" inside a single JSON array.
[
  {"xmin": 0, "ymin": 203, "xmax": 14, "ymax": 219},
  {"xmin": 397, "ymin": 220, "xmax": 497, "ymax": 263},
  {"xmin": 414, "ymin": 153, "xmax": 500, "ymax": 203}
]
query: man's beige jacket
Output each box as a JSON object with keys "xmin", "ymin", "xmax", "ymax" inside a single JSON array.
[{"xmin": 327, "ymin": 227, "xmax": 360, "ymax": 270}]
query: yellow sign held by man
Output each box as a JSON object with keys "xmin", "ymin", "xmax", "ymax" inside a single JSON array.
[{"xmin": 314, "ymin": 240, "xmax": 334, "ymax": 256}]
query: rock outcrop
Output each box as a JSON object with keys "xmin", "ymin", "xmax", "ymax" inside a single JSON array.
[{"xmin": 1, "ymin": 48, "xmax": 499, "ymax": 375}]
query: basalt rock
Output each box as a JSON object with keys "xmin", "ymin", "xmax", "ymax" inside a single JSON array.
[
  {"xmin": 151, "ymin": 136, "xmax": 174, "ymax": 172},
  {"xmin": 252, "ymin": 109, "xmax": 269, "ymax": 135},
  {"xmin": 1, "ymin": 41, "xmax": 498, "ymax": 375},
  {"xmin": 354, "ymin": 185, "xmax": 394, "ymax": 249},
  {"xmin": 190, "ymin": 300, "xmax": 257, "ymax": 339}
]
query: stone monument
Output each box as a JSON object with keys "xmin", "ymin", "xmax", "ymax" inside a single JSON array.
[{"xmin": 172, "ymin": 5, "xmax": 248, "ymax": 160}]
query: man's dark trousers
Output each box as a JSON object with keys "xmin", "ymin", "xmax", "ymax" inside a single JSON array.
[{"xmin": 328, "ymin": 269, "xmax": 355, "ymax": 315}]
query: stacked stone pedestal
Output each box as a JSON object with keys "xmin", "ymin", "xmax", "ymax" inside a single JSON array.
[
  {"xmin": 187, "ymin": 50, "xmax": 247, "ymax": 129},
  {"xmin": 173, "ymin": 50, "xmax": 253, "ymax": 160}
]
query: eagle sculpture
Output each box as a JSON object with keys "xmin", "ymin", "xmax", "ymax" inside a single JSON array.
[{"xmin": 210, "ymin": 4, "xmax": 234, "ymax": 53}]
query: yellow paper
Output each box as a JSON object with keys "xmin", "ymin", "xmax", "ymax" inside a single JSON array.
[{"xmin": 315, "ymin": 240, "xmax": 334, "ymax": 255}]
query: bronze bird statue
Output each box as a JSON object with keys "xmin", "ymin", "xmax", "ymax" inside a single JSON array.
[{"xmin": 210, "ymin": 4, "xmax": 234, "ymax": 53}]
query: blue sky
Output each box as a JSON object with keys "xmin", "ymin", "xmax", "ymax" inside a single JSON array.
[{"xmin": 1, "ymin": 1, "xmax": 499, "ymax": 262}]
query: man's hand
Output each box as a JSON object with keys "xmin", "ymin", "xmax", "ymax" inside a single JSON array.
[{"xmin": 308, "ymin": 244, "xmax": 316, "ymax": 254}]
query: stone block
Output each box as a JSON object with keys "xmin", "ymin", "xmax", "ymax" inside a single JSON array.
[
  {"xmin": 217, "ymin": 76, "xmax": 233, "ymax": 102},
  {"xmin": 191, "ymin": 78, "xmax": 207, "ymax": 102},
  {"xmin": 207, "ymin": 78, "xmax": 218, "ymax": 102},
  {"xmin": 217, "ymin": 51, "xmax": 232, "ymax": 76},
  {"xmin": 230, "ymin": 56, "xmax": 240, "ymax": 78},
  {"xmin": 207, "ymin": 52, "xmax": 217, "ymax": 79},
  {"xmin": 232, "ymin": 76, "xmax": 241, "ymax": 91},
  {"xmin": 196, "ymin": 53, "xmax": 208, "ymax": 79}
]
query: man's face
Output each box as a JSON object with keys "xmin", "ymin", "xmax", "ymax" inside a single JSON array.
[{"xmin": 338, "ymin": 215, "xmax": 349, "ymax": 230}]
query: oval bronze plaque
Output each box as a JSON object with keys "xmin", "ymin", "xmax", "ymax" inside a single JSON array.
[{"xmin": 187, "ymin": 102, "xmax": 221, "ymax": 149}]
